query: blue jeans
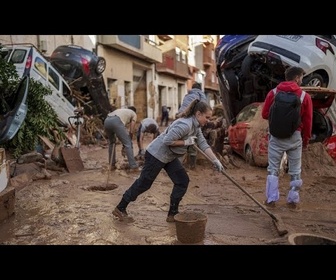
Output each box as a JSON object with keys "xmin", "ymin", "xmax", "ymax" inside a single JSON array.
[
  {"xmin": 121, "ymin": 151, "xmax": 190, "ymax": 203},
  {"xmin": 104, "ymin": 116, "xmax": 138, "ymax": 168}
]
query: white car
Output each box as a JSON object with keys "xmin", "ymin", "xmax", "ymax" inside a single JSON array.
[
  {"xmin": 0, "ymin": 44, "xmax": 76, "ymax": 126},
  {"xmin": 247, "ymin": 35, "xmax": 336, "ymax": 88}
]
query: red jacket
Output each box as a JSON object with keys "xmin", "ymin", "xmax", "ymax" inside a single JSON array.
[{"xmin": 261, "ymin": 81, "xmax": 313, "ymax": 147}]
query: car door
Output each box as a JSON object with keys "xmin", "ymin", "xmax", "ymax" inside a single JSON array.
[{"xmin": 0, "ymin": 75, "xmax": 29, "ymax": 144}]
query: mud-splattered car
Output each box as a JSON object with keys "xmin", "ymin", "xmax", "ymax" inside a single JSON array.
[{"xmin": 228, "ymin": 87, "xmax": 336, "ymax": 166}]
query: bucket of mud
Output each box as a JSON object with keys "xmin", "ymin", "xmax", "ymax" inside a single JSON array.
[
  {"xmin": 174, "ymin": 211, "xmax": 207, "ymax": 244},
  {"xmin": 288, "ymin": 233, "xmax": 336, "ymax": 245}
]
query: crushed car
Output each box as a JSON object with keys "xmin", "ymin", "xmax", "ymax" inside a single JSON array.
[
  {"xmin": 215, "ymin": 35, "xmax": 336, "ymax": 126},
  {"xmin": 228, "ymin": 87, "xmax": 336, "ymax": 166},
  {"xmin": 215, "ymin": 35, "xmax": 336, "ymax": 166},
  {"xmin": 0, "ymin": 43, "xmax": 76, "ymax": 126},
  {"xmin": 49, "ymin": 44, "xmax": 112, "ymax": 120}
]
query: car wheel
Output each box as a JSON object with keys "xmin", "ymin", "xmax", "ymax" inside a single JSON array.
[
  {"xmin": 245, "ymin": 145, "xmax": 255, "ymax": 166},
  {"xmin": 302, "ymin": 73, "xmax": 325, "ymax": 87},
  {"xmin": 95, "ymin": 57, "xmax": 106, "ymax": 74}
]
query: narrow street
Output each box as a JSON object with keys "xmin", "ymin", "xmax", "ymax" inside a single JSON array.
[{"xmin": 0, "ymin": 134, "xmax": 335, "ymax": 245}]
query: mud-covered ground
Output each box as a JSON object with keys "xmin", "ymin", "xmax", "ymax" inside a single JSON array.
[{"xmin": 0, "ymin": 135, "xmax": 335, "ymax": 245}]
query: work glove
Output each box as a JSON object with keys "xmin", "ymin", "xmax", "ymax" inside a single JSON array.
[
  {"xmin": 184, "ymin": 136, "xmax": 197, "ymax": 146},
  {"xmin": 213, "ymin": 159, "xmax": 224, "ymax": 172}
]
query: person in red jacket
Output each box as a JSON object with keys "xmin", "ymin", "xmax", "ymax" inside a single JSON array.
[{"xmin": 262, "ymin": 66, "xmax": 313, "ymax": 209}]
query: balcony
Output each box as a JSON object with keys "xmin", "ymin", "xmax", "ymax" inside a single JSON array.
[
  {"xmin": 96, "ymin": 35, "xmax": 162, "ymax": 63},
  {"xmin": 156, "ymin": 50, "xmax": 189, "ymax": 79},
  {"xmin": 203, "ymin": 43, "xmax": 214, "ymax": 66}
]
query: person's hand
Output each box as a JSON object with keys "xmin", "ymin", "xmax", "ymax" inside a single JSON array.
[
  {"xmin": 184, "ymin": 136, "xmax": 197, "ymax": 146},
  {"xmin": 139, "ymin": 149, "xmax": 145, "ymax": 155},
  {"xmin": 213, "ymin": 159, "xmax": 224, "ymax": 172}
]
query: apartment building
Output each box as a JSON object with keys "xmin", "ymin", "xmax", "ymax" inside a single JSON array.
[{"xmin": 0, "ymin": 35, "xmax": 220, "ymax": 122}]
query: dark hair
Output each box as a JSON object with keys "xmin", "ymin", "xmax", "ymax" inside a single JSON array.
[
  {"xmin": 192, "ymin": 82, "xmax": 202, "ymax": 90},
  {"xmin": 128, "ymin": 106, "xmax": 136, "ymax": 113},
  {"xmin": 178, "ymin": 99, "xmax": 211, "ymax": 118},
  {"xmin": 146, "ymin": 124, "xmax": 158, "ymax": 134},
  {"xmin": 285, "ymin": 66, "xmax": 305, "ymax": 81}
]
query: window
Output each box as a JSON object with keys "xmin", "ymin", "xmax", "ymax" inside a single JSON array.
[
  {"xmin": 34, "ymin": 57, "xmax": 47, "ymax": 78},
  {"xmin": 10, "ymin": 49, "xmax": 26, "ymax": 63},
  {"xmin": 181, "ymin": 50, "xmax": 186, "ymax": 63},
  {"xmin": 48, "ymin": 67, "xmax": 60, "ymax": 90},
  {"xmin": 175, "ymin": 47, "xmax": 181, "ymax": 62},
  {"xmin": 118, "ymin": 35, "xmax": 141, "ymax": 49}
]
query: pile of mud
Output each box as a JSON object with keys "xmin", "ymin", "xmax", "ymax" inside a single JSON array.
[{"xmin": 301, "ymin": 142, "xmax": 336, "ymax": 177}]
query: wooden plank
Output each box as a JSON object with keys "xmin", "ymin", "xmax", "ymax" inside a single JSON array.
[
  {"xmin": 38, "ymin": 135, "xmax": 55, "ymax": 150},
  {"xmin": 60, "ymin": 147, "xmax": 84, "ymax": 173},
  {"xmin": 0, "ymin": 186, "xmax": 15, "ymax": 223}
]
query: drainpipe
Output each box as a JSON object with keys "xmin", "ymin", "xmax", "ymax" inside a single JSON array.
[{"xmin": 37, "ymin": 35, "xmax": 41, "ymax": 50}]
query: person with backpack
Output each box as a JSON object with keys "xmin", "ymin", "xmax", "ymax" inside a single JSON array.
[{"xmin": 261, "ymin": 66, "xmax": 313, "ymax": 209}]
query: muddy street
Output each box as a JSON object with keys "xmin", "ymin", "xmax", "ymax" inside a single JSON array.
[{"xmin": 0, "ymin": 136, "xmax": 336, "ymax": 245}]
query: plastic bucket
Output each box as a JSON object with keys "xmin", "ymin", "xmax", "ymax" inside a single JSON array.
[
  {"xmin": 174, "ymin": 211, "xmax": 207, "ymax": 244},
  {"xmin": 288, "ymin": 233, "xmax": 336, "ymax": 245}
]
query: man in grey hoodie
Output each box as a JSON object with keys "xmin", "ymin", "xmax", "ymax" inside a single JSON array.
[{"xmin": 176, "ymin": 82, "xmax": 207, "ymax": 169}]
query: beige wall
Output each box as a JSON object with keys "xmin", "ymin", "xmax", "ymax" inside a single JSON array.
[{"xmin": 0, "ymin": 35, "xmax": 93, "ymax": 56}]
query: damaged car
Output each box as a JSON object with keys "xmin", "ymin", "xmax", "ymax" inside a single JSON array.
[
  {"xmin": 50, "ymin": 45, "xmax": 112, "ymax": 120},
  {"xmin": 215, "ymin": 35, "xmax": 336, "ymax": 126},
  {"xmin": 227, "ymin": 87, "xmax": 336, "ymax": 166}
]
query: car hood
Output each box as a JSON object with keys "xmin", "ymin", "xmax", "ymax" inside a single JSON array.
[{"xmin": 301, "ymin": 86, "xmax": 336, "ymax": 109}]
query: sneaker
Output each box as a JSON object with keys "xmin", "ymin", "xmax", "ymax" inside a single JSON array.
[
  {"xmin": 112, "ymin": 207, "xmax": 128, "ymax": 220},
  {"xmin": 128, "ymin": 167, "xmax": 141, "ymax": 173},
  {"xmin": 264, "ymin": 200, "xmax": 276, "ymax": 208}
]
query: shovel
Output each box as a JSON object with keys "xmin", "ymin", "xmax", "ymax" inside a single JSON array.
[
  {"xmin": 106, "ymin": 143, "xmax": 116, "ymax": 187},
  {"xmin": 193, "ymin": 144, "xmax": 288, "ymax": 237}
]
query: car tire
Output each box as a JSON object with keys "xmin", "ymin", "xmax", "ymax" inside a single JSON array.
[
  {"xmin": 302, "ymin": 73, "xmax": 325, "ymax": 87},
  {"xmin": 245, "ymin": 145, "xmax": 255, "ymax": 166},
  {"xmin": 95, "ymin": 57, "xmax": 106, "ymax": 74}
]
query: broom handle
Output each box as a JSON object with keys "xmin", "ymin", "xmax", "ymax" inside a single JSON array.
[{"xmin": 193, "ymin": 144, "xmax": 278, "ymax": 221}]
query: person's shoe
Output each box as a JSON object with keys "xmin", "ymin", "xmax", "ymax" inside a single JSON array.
[
  {"xmin": 166, "ymin": 214, "xmax": 176, "ymax": 223},
  {"xmin": 112, "ymin": 207, "xmax": 128, "ymax": 220},
  {"xmin": 128, "ymin": 167, "xmax": 141, "ymax": 173},
  {"xmin": 264, "ymin": 200, "xmax": 276, "ymax": 208},
  {"xmin": 109, "ymin": 165, "xmax": 116, "ymax": 171},
  {"xmin": 287, "ymin": 202, "xmax": 300, "ymax": 211}
]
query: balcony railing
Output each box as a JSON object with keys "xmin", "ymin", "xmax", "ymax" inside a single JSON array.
[{"xmin": 156, "ymin": 51, "xmax": 189, "ymax": 79}]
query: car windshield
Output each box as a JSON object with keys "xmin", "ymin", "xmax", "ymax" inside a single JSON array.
[{"xmin": 51, "ymin": 61, "xmax": 83, "ymax": 81}]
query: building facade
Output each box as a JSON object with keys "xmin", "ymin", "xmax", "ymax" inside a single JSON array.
[{"xmin": 0, "ymin": 35, "xmax": 220, "ymax": 123}]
